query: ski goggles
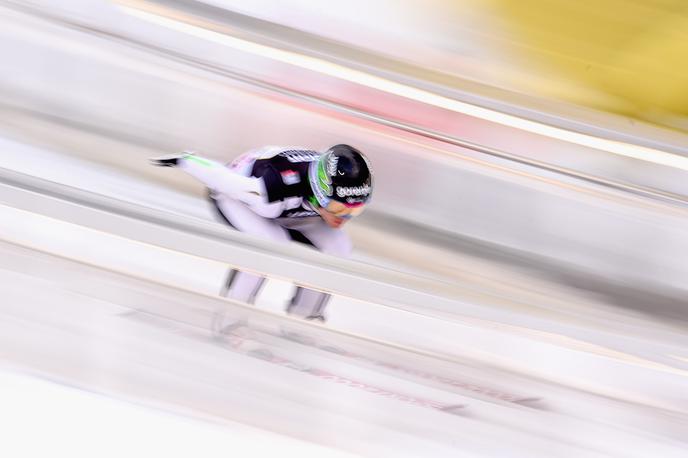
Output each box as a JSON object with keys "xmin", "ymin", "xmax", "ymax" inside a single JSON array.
[{"xmin": 322, "ymin": 200, "xmax": 367, "ymax": 219}]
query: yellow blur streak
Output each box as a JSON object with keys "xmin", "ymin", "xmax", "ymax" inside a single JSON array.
[
  {"xmin": 494, "ymin": 0, "xmax": 688, "ymax": 118},
  {"xmin": 118, "ymin": 2, "xmax": 688, "ymax": 172}
]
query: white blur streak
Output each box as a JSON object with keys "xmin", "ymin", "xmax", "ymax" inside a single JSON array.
[
  {"xmin": 0, "ymin": 371, "xmax": 357, "ymax": 458},
  {"xmin": 119, "ymin": 4, "xmax": 688, "ymax": 172}
]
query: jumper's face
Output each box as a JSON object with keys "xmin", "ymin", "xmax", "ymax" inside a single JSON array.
[{"xmin": 317, "ymin": 201, "xmax": 366, "ymax": 228}]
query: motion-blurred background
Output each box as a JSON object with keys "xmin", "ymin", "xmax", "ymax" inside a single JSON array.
[{"xmin": 1, "ymin": 1, "xmax": 687, "ymax": 457}]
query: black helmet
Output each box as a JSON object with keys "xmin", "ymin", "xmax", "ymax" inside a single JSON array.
[{"xmin": 308, "ymin": 144, "xmax": 373, "ymax": 207}]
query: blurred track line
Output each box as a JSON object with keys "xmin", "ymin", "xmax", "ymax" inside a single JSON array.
[
  {"xmin": 0, "ymin": 239, "xmax": 541, "ymax": 408},
  {"xmin": 2, "ymin": 0, "xmax": 688, "ymax": 208},
  {"xmin": 116, "ymin": 0, "xmax": 688, "ymax": 172},
  {"xmin": 1, "ymin": 98, "xmax": 683, "ymax": 220},
  {"xmin": 364, "ymin": 125, "xmax": 688, "ymax": 217},
  {"xmin": 0, "ymin": 167, "xmax": 473, "ymax": 313},
  {"xmin": 2, "ymin": 239, "xmax": 688, "ymax": 454},
  {"xmin": 2, "ymin": 176, "xmax": 688, "ymax": 400}
]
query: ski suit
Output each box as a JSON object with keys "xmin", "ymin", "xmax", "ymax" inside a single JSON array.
[{"xmin": 178, "ymin": 146, "xmax": 352, "ymax": 320}]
